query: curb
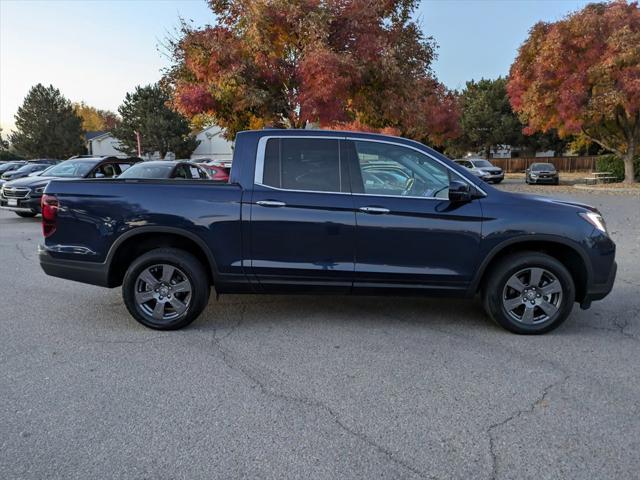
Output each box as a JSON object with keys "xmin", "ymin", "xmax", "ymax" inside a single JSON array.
[{"xmin": 573, "ymin": 184, "xmax": 640, "ymax": 194}]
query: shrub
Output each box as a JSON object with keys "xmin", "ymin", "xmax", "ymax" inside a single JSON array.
[{"xmin": 595, "ymin": 155, "xmax": 640, "ymax": 181}]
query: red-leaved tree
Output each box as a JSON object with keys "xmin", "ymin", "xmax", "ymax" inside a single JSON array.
[
  {"xmin": 508, "ymin": 1, "xmax": 640, "ymax": 183},
  {"xmin": 166, "ymin": 0, "xmax": 459, "ymax": 145}
]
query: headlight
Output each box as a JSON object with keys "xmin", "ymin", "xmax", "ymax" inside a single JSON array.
[
  {"xmin": 35, "ymin": 185, "xmax": 47, "ymax": 194},
  {"xmin": 530, "ymin": 173, "xmax": 538, "ymax": 177},
  {"xmin": 579, "ymin": 211, "xmax": 607, "ymax": 233}
]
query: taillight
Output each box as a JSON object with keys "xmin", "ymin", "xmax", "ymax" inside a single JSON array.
[{"xmin": 41, "ymin": 194, "xmax": 59, "ymax": 238}]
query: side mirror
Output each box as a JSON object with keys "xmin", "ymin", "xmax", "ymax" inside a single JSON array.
[
  {"xmin": 449, "ymin": 180, "xmax": 473, "ymax": 203},
  {"xmin": 94, "ymin": 172, "xmax": 105, "ymax": 178}
]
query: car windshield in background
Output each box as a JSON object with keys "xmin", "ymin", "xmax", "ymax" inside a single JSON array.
[
  {"xmin": 118, "ymin": 164, "xmax": 174, "ymax": 179},
  {"xmin": 14, "ymin": 164, "xmax": 46, "ymax": 174},
  {"xmin": 472, "ymin": 160, "xmax": 493, "ymax": 168},
  {"xmin": 531, "ymin": 163, "xmax": 555, "ymax": 171},
  {"xmin": 0, "ymin": 162, "xmax": 24, "ymax": 173},
  {"xmin": 44, "ymin": 160, "xmax": 98, "ymax": 178}
]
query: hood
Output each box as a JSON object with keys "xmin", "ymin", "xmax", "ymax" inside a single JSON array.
[
  {"xmin": 514, "ymin": 192, "xmax": 598, "ymax": 213},
  {"xmin": 478, "ymin": 167, "xmax": 502, "ymax": 173},
  {"xmin": 2, "ymin": 175, "xmax": 58, "ymax": 189}
]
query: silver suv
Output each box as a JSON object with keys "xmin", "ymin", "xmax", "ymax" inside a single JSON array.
[{"xmin": 455, "ymin": 158, "xmax": 504, "ymax": 184}]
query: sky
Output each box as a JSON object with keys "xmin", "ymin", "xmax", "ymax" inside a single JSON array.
[{"xmin": 0, "ymin": 0, "xmax": 592, "ymax": 133}]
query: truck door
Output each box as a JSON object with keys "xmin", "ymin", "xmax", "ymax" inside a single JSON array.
[
  {"xmin": 249, "ymin": 137, "xmax": 356, "ymax": 292},
  {"xmin": 343, "ymin": 138, "xmax": 483, "ymax": 293}
]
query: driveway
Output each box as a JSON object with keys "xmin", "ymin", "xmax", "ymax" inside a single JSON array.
[{"xmin": 0, "ymin": 189, "xmax": 638, "ymax": 480}]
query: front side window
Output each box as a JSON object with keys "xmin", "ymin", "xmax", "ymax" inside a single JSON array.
[
  {"xmin": 173, "ymin": 165, "xmax": 192, "ymax": 179},
  {"xmin": 262, "ymin": 138, "xmax": 345, "ymax": 192},
  {"xmin": 353, "ymin": 141, "xmax": 450, "ymax": 199}
]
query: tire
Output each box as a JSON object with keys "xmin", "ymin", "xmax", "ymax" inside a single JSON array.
[
  {"xmin": 15, "ymin": 210, "xmax": 37, "ymax": 218},
  {"xmin": 482, "ymin": 252, "xmax": 575, "ymax": 334},
  {"xmin": 122, "ymin": 248, "xmax": 210, "ymax": 330},
  {"xmin": 494, "ymin": 179, "xmax": 503, "ymax": 184}
]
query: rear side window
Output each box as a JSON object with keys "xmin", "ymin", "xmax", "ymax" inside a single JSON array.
[{"xmin": 261, "ymin": 138, "xmax": 347, "ymax": 192}]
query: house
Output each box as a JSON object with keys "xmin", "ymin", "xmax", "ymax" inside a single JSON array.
[
  {"xmin": 86, "ymin": 131, "xmax": 122, "ymax": 157},
  {"xmin": 85, "ymin": 125, "xmax": 234, "ymax": 161},
  {"xmin": 190, "ymin": 126, "xmax": 234, "ymax": 161}
]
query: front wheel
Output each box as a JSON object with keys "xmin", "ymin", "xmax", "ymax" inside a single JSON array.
[
  {"xmin": 122, "ymin": 248, "xmax": 210, "ymax": 330},
  {"xmin": 16, "ymin": 210, "xmax": 37, "ymax": 218},
  {"xmin": 482, "ymin": 252, "xmax": 575, "ymax": 334}
]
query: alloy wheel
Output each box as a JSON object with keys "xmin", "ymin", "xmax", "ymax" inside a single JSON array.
[
  {"xmin": 134, "ymin": 264, "xmax": 192, "ymax": 323},
  {"xmin": 502, "ymin": 267, "xmax": 563, "ymax": 325}
]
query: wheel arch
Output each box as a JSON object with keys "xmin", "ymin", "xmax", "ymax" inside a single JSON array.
[
  {"xmin": 105, "ymin": 227, "xmax": 218, "ymax": 288},
  {"xmin": 471, "ymin": 235, "xmax": 592, "ymax": 303}
]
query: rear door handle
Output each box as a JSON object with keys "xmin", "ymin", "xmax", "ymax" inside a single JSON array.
[
  {"xmin": 256, "ymin": 200, "xmax": 287, "ymax": 208},
  {"xmin": 359, "ymin": 206, "xmax": 390, "ymax": 214}
]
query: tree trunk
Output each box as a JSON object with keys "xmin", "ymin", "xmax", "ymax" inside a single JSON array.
[{"xmin": 623, "ymin": 138, "xmax": 636, "ymax": 184}]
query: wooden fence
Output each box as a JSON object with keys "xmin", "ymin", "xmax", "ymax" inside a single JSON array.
[{"xmin": 489, "ymin": 156, "xmax": 599, "ymax": 173}]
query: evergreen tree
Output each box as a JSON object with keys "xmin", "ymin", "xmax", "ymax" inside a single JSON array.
[
  {"xmin": 113, "ymin": 84, "xmax": 199, "ymax": 159},
  {"xmin": 10, "ymin": 84, "xmax": 84, "ymax": 158}
]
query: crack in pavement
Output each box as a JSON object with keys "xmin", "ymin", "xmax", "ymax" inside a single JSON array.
[
  {"xmin": 15, "ymin": 243, "xmax": 31, "ymax": 261},
  {"xmin": 486, "ymin": 375, "xmax": 570, "ymax": 480},
  {"xmin": 207, "ymin": 307, "xmax": 433, "ymax": 480}
]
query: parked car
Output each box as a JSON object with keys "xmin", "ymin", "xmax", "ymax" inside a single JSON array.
[
  {"xmin": 454, "ymin": 159, "xmax": 504, "ymax": 183},
  {"xmin": 0, "ymin": 156, "xmax": 141, "ymax": 217},
  {"xmin": 38, "ymin": 130, "xmax": 616, "ymax": 334},
  {"xmin": 526, "ymin": 163, "xmax": 560, "ymax": 185},
  {"xmin": 118, "ymin": 161, "xmax": 210, "ymax": 180},
  {"xmin": 0, "ymin": 163, "xmax": 52, "ymax": 184},
  {"xmin": 0, "ymin": 161, "xmax": 27, "ymax": 176},
  {"xmin": 198, "ymin": 163, "xmax": 230, "ymax": 182}
]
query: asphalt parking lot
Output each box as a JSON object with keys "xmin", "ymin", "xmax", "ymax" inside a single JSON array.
[{"xmin": 1, "ymin": 187, "xmax": 639, "ymax": 480}]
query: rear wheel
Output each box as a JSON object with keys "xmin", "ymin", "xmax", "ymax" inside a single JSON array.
[
  {"xmin": 15, "ymin": 210, "xmax": 37, "ymax": 218},
  {"xmin": 482, "ymin": 252, "xmax": 575, "ymax": 334},
  {"xmin": 122, "ymin": 248, "xmax": 210, "ymax": 330}
]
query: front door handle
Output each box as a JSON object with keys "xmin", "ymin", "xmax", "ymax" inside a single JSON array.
[
  {"xmin": 256, "ymin": 200, "xmax": 287, "ymax": 208},
  {"xmin": 359, "ymin": 206, "xmax": 390, "ymax": 214}
]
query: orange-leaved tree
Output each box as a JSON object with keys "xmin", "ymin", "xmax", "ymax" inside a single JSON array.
[
  {"xmin": 165, "ymin": 0, "xmax": 459, "ymax": 145},
  {"xmin": 508, "ymin": 1, "xmax": 640, "ymax": 183}
]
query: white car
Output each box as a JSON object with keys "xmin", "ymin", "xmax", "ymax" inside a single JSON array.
[{"xmin": 455, "ymin": 159, "xmax": 504, "ymax": 183}]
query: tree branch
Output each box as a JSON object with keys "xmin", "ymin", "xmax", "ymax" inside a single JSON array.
[{"xmin": 581, "ymin": 128, "xmax": 624, "ymax": 156}]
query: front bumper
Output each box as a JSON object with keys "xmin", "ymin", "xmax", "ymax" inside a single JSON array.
[
  {"xmin": 528, "ymin": 175, "xmax": 558, "ymax": 184},
  {"xmin": 39, "ymin": 245, "xmax": 110, "ymax": 287},
  {"xmin": 484, "ymin": 173, "xmax": 504, "ymax": 182},
  {"xmin": 581, "ymin": 261, "xmax": 617, "ymax": 308},
  {"xmin": 0, "ymin": 196, "xmax": 41, "ymax": 212}
]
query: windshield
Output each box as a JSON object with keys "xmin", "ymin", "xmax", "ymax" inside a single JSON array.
[
  {"xmin": 15, "ymin": 164, "xmax": 45, "ymax": 174},
  {"xmin": 531, "ymin": 163, "xmax": 555, "ymax": 171},
  {"xmin": 119, "ymin": 163, "xmax": 174, "ymax": 179},
  {"xmin": 472, "ymin": 160, "xmax": 493, "ymax": 168},
  {"xmin": 44, "ymin": 160, "xmax": 98, "ymax": 178},
  {"xmin": 0, "ymin": 162, "xmax": 24, "ymax": 173}
]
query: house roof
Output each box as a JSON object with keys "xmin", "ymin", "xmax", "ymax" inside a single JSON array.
[{"xmin": 85, "ymin": 131, "xmax": 111, "ymax": 142}]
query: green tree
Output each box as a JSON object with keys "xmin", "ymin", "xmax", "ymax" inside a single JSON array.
[
  {"xmin": 112, "ymin": 84, "xmax": 199, "ymax": 159},
  {"xmin": 454, "ymin": 77, "xmax": 524, "ymax": 158},
  {"xmin": 10, "ymin": 84, "xmax": 84, "ymax": 158}
]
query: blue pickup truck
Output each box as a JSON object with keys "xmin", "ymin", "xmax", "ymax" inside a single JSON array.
[{"xmin": 38, "ymin": 129, "xmax": 616, "ymax": 334}]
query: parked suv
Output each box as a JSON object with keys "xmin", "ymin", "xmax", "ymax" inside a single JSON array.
[
  {"xmin": 0, "ymin": 156, "xmax": 141, "ymax": 217},
  {"xmin": 455, "ymin": 159, "xmax": 504, "ymax": 183}
]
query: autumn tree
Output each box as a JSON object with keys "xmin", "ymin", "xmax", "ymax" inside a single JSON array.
[
  {"xmin": 10, "ymin": 84, "xmax": 84, "ymax": 158},
  {"xmin": 73, "ymin": 102, "xmax": 120, "ymax": 131},
  {"xmin": 508, "ymin": 1, "xmax": 640, "ymax": 183},
  {"xmin": 112, "ymin": 84, "xmax": 199, "ymax": 159},
  {"xmin": 166, "ymin": 0, "xmax": 459, "ymax": 145}
]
